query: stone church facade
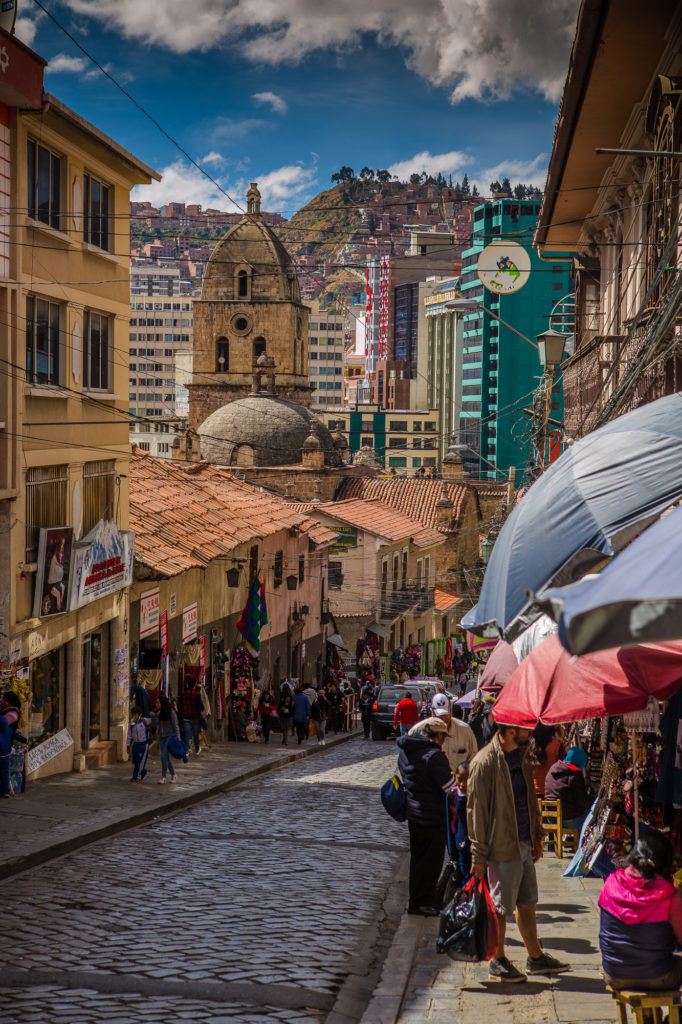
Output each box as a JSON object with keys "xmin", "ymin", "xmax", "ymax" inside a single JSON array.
[{"xmin": 187, "ymin": 182, "xmax": 312, "ymax": 430}]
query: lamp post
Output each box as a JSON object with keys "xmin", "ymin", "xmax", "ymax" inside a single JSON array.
[{"xmin": 535, "ymin": 328, "xmax": 566, "ymax": 471}]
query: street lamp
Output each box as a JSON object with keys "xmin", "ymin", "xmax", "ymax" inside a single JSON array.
[
  {"xmin": 535, "ymin": 329, "xmax": 566, "ymax": 473},
  {"xmin": 481, "ymin": 536, "xmax": 494, "ymax": 564}
]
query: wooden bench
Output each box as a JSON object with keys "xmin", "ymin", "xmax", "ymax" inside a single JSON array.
[
  {"xmin": 608, "ymin": 987, "xmax": 682, "ymax": 1024},
  {"xmin": 538, "ymin": 799, "xmax": 580, "ymax": 859}
]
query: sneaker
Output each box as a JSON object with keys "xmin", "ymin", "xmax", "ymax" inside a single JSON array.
[
  {"xmin": 526, "ymin": 952, "xmax": 570, "ymax": 975},
  {"xmin": 158, "ymin": 778, "xmax": 166, "ymax": 785},
  {"xmin": 140, "ymin": 769, "xmax": 147, "ymax": 780},
  {"xmin": 489, "ymin": 957, "xmax": 527, "ymax": 983},
  {"xmin": 196, "ymin": 747, "xmax": 202, "ymax": 755},
  {"xmin": 168, "ymin": 775, "xmax": 176, "ymax": 783}
]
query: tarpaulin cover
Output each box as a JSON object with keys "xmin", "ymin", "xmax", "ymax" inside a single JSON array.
[
  {"xmin": 542, "ymin": 505, "xmax": 682, "ymax": 655},
  {"xmin": 479, "ymin": 642, "xmax": 518, "ymax": 696},
  {"xmin": 463, "ymin": 394, "xmax": 682, "ymax": 640},
  {"xmin": 491, "ymin": 634, "xmax": 682, "ymax": 728}
]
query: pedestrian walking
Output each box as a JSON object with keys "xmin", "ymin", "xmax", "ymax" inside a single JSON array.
[
  {"xmin": 293, "ymin": 686, "xmax": 311, "ymax": 745},
  {"xmin": 180, "ymin": 680, "xmax": 203, "ymax": 755},
  {"xmin": 327, "ymin": 682, "xmax": 343, "ymax": 734},
  {"xmin": 468, "ymin": 722, "xmax": 569, "ymax": 983},
  {"xmin": 311, "ymin": 688, "xmax": 328, "ymax": 745},
  {"xmin": 599, "ymin": 830, "xmax": 682, "ymax": 993},
  {"xmin": 359, "ymin": 679, "xmax": 376, "ymax": 739},
  {"xmin": 393, "ymin": 690, "xmax": 419, "ymax": 736},
  {"xmin": 397, "ymin": 717, "xmax": 455, "ymax": 915},
  {"xmin": 154, "ymin": 695, "xmax": 180, "ymax": 784},
  {"xmin": 0, "ymin": 692, "xmax": 23, "ymax": 798},
  {"xmin": 127, "ymin": 706, "xmax": 152, "ymax": 782},
  {"xmin": 278, "ymin": 683, "xmax": 294, "ymax": 745},
  {"xmin": 258, "ymin": 690, "xmax": 275, "ymax": 744}
]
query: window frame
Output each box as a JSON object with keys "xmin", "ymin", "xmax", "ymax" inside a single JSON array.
[
  {"xmin": 27, "ymin": 137, "xmax": 63, "ymax": 231},
  {"xmin": 26, "ymin": 294, "xmax": 63, "ymax": 386},
  {"xmin": 83, "ymin": 309, "xmax": 112, "ymax": 392},
  {"xmin": 83, "ymin": 171, "xmax": 112, "ymax": 251}
]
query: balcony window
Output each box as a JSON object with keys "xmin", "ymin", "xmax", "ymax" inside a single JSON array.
[
  {"xmin": 84, "ymin": 173, "xmax": 112, "ymax": 250},
  {"xmin": 84, "ymin": 310, "xmax": 111, "ymax": 391},
  {"xmin": 26, "ymin": 295, "xmax": 62, "ymax": 385},
  {"xmin": 25, "ymin": 465, "xmax": 68, "ymax": 562},
  {"xmin": 27, "ymin": 139, "xmax": 62, "ymax": 230},
  {"xmin": 83, "ymin": 460, "xmax": 116, "ymax": 533}
]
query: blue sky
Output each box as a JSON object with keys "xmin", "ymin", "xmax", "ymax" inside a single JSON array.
[{"xmin": 18, "ymin": 0, "xmax": 580, "ymax": 214}]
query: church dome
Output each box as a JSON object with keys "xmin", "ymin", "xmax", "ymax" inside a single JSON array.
[
  {"xmin": 198, "ymin": 394, "xmax": 342, "ymax": 468},
  {"xmin": 200, "ymin": 183, "xmax": 301, "ymax": 304}
]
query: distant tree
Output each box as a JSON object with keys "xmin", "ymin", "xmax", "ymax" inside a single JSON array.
[
  {"xmin": 409, "ymin": 173, "xmax": 422, "ymax": 184},
  {"xmin": 501, "ymin": 176, "xmax": 512, "ymax": 194},
  {"xmin": 471, "ymin": 183, "xmax": 480, "ymax": 197},
  {"xmin": 489, "ymin": 179, "xmax": 502, "ymax": 194},
  {"xmin": 359, "ymin": 166, "xmax": 375, "ymax": 181},
  {"xmin": 448, "ymin": 174, "xmax": 453, "ymax": 187},
  {"xmin": 461, "ymin": 173, "xmax": 471, "ymax": 196},
  {"xmin": 375, "ymin": 169, "xmax": 391, "ymax": 183},
  {"xmin": 331, "ymin": 165, "xmax": 355, "ymax": 184},
  {"xmin": 513, "ymin": 183, "xmax": 527, "ymax": 199}
]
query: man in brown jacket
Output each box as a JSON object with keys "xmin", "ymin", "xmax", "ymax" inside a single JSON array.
[{"xmin": 468, "ymin": 722, "xmax": 569, "ymax": 983}]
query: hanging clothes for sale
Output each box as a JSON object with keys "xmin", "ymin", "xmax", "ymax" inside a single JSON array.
[{"xmin": 656, "ymin": 688, "xmax": 682, "ymax": 807}]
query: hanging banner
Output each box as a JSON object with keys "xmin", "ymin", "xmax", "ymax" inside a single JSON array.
[
  {"xmin": 182, "ymin": 602, "xmax": 198, "ymax": 644},
  {"xmin": 140, "ymin": 587, "xmax": 160, "ymax": 639},
  {"xmin": 477, "ymin": 240, "xmax": 531, "ymax": 295},
  {"xmin": 160, "ymin": 611, "xmax": 169, "ymax": 656},
  {"xmin": 33, "ymin": 526, "xmax": 74, "ymax": 618},
  {"xmin": 69, "ymin": 520, "xmax": 134, "ymax": 610}
]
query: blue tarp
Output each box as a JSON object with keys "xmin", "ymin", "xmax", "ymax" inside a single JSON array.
[
  {"xmin": 463, "ymin": 393, "xmax": 682, "ymax": 640},
  {"xmin": 542, "ymin": 504, "xmax": 682, "ymax": 655}
]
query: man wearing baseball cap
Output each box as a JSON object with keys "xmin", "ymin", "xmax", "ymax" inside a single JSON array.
[{"xmin": 410, "ymin": 692, "xmax": 477, "ymax": 771}]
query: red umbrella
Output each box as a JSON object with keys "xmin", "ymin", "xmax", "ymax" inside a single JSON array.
[
  {"xmin": 491, "ymin": 634, "xmax": 682, "ymax": 728},
  {"xmin": 480, "ymin": 641, "xmax": 518, "ymax": 697}
]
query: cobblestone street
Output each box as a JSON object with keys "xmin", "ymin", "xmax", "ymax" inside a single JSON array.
[{"xmin": 2, "ymin": 739, "xmax": 408, "ymax": 1024}]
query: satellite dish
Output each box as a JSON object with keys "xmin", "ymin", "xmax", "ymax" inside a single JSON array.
[
  {"xmin": 0, "ymin": 1, "xmax": 17, "ymax": 34},
  {"xmin": 477, "ymin": 240, "xmax": 531, "ymax": 295}
]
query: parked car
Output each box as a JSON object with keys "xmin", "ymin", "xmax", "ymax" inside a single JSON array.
[
  {"xmin": 370, "ymin": 684, "xmax": 428, "ymax": 740},
  {"xmin": 415, "ymin": 681, "xmax": 456, "ymax": 716}
]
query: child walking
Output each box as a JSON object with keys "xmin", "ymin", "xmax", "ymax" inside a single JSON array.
[
  {"xmin": 454, "ymin": 762, "xmax": 471, "ymax": 884},
  {"xmin": 127, "ymin": 705, "xmax": 151, "ymax": 782}
]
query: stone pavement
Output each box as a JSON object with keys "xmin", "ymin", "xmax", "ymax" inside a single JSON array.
[
  {"xmin": 2, "ymin": 738, "xmax": 410, "ymax": 1024},
  {"xmin": 0, "ymin": 727, "xmax": 361, "ymax": 878},
  {"xmin": 362, "ymin": 855, "xmax": 616, "ymax": 1024}
]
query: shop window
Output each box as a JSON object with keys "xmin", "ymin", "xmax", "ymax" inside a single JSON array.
[
  {"xmin": 26, "ymin": 295, "xmax": 63, "ymax": 385},
  {"xmin": 216, "ymin": 337, "xmax": 229, "ymax": 373},
  {"xmin": 27, "ymin": 138, "xmax": 62, "ymax": 230},
  {"xmin": 328, "ymin": 561, "xmax": 343, "ymax": 589},
  {"xmin": 274, "ymin": 549, "xmax": 283, "ymax": 587},
  {"xmin": 84, "ymin": 310, "xmax": 112, "ymax": 391},
  {"xmin": 83, "ymin": 460, "xmax": 116, "ymax": 534},
  {"xmin": 298, "ymin": 554, "xmax": 305, "ymax": 583},
  {"xmin": 29, "ymin": 647, "xmax": 64, "ymax": 747},
  {"xmin": 25, "ymin": 464, "xmax": 68, "ymax": 563},
  {"xmin": 83, "ymin": 172, "xmax": 112, "ymax": 250}
]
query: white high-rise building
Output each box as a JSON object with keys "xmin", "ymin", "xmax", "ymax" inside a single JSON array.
[{"xmin": 307, "ymin": 300, "xmax": 345, "ymax": 409}]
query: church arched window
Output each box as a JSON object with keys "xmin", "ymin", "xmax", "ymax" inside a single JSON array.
[
  {"xmin": 237, "ymin": 269, "xmax": 249, "ymax": 298},
  {"xmin": 216, "ymin": 337, "xmax": 229, "ymax": 373},
  {"xmin": 253, "ymin": 337, "xmax": 266, "ymax": 361}
]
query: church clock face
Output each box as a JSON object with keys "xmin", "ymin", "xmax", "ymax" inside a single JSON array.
[{"xmin": 231, "ymin": 314, "xmax": 251, "ymax": 335}]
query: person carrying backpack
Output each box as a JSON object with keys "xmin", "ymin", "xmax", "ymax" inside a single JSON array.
[{"xmin": 311, "ymin": 688, "xmax": 329, "ymax": 746}]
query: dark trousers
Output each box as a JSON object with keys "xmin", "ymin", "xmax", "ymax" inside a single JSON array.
[
  {"xmin": 131, "ymin": 741, "xmax": 149, "ymax": 780},
  {"xmin": 261, "ymin": 716, "xmax": 271, "ymax": 743},
  {"xmin": 408, "ymin": 821, "xmax": 446, "ymax": 910},
  {"xmin": 333, "ymin": 709, "xmax": 343, "ymax": 733},
  {"xmin": 295, "ymin": 721, "xmax": 308, "ymax": 744},
  {"xmin": 0, "ymin": 753, "xmax": 10, "ymax": 796},
  {"xmin": 361, "ymin": 709, "xmax": 372, "ymax": 738}
]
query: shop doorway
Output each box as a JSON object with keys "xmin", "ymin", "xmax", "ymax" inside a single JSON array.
[{"xmin": 82, "ymin": 628, "xmax": 107, "ymax": 747}]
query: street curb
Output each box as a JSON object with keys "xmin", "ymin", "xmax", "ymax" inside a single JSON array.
[
  {"xmin": 0, "ymin": 729, "xmax": 361, "ymax": 880},
  {"xmin": 357, "ymin": 909, "xmax": 426, "ymax": 1024}
]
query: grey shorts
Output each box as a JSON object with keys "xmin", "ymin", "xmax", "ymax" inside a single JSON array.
[{"xmin": 487, "ymin": 842, "xmax": 538, "ymax": 916}]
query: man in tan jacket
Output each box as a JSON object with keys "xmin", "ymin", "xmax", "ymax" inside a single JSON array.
[{"xmin": 468, "ymin": 722, "xmax": 569, "ymax": 983}]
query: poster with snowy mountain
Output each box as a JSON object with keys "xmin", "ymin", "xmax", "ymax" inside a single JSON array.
[{"xmin": 69, "ymin": 519, "xmax": 134, "ymax": 609}]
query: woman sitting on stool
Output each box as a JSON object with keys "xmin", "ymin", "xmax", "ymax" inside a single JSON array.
[{"xmin": 599, "ymin": 830, "xmax": 682, "ymax": 993}]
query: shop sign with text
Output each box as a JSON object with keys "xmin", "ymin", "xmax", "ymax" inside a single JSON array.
[
  {"xmin": 140, "ymin": 588, "xmax": 160, "ymax": 639},
  {"xmin": 182, "ymin": 603, "xmax": 198, "ymax": 644}
]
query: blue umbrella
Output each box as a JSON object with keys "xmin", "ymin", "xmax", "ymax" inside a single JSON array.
[
  {"xmin": 541, "ymin": 505, "xmax": 682, "ymax": 655},
  {"xmin": 462, "ymin": 393, "xmax": 682, "ymax": 640}
]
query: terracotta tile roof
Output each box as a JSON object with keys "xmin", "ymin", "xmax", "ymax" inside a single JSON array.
[
  {"xmin": 129, "ymin": 451, "xmax": 336, "ymax": 577},
  {"xmin": 434, "ymin": 587, "xmax": 463, "ymax": 611},
  {"xmin": 334, "ymin": 477, "xmax": 473, "ymax": 530},
  {"xmin": 314, "ymin": 498, "xmax": 445, "ymax": 549},
  {"xmin": 472, "ymin": 481, "xmax": 508, "ymax": 499}
]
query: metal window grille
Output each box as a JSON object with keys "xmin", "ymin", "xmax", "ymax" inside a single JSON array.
[
  {"xmin": 25, "ymin": 465, "xmax": 68, "ymax": 562},
  {"xmin": 82, "ymin": 460, "xmax": 116, "ymax": 534}
]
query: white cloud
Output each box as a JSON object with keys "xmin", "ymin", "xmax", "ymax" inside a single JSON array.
[
  {"xmin": 476, "ymin": 153, "xmax": 548, "ymax": 190},
  {"xmin": 252, "ymin": 90, "xmax": 288, "ymax": 114},
  {"xmin": 46, "ymin": 53, "xmax": 89, "ymax": 74},
  {"xmin": 387, "ymin": 149, "xmax": 473, "ymax": 181},
  {"xmin": 63, "ymin": 0, "xmax": 580, "ymax": 104},
  {"xmin": 132, "ymin": 158, "xmax": 317, "ymax": 213},
  {"xmin": 208, "ymin": 117, "xmax": 270, "ymax": 143},
  {"xmin": 200, "ymin": 151, "xmax": 225, "ymax": 165},
  {"xmin": 14, "ymin": 15, "xmax": 39, "ymax": 48}
]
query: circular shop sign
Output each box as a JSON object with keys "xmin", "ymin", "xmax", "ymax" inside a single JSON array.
[{"xmin": 477, "ymin": 240, "xmax": 531, "ymax": 295}]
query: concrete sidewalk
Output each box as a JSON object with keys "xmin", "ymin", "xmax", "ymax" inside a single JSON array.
[
  {"xmin": 361, "ymin": 856, "xmax": 616, "ymax": 1024},
  {"xmin": 0, "ymin": 728, "xmax": 360, "ymax": 879}
]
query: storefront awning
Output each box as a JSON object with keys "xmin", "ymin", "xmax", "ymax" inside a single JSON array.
[
  {"xmin": 327, "ymin": 632, "xmax": 349, "ymax": 652},
  {"xmin": 366, "ymin": 622, "xmax": 390, "ymax": 639}
]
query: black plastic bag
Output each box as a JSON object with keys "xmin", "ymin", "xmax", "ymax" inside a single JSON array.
[
  {"xmin": 436, "ymin": 878, "xmax": 488, "ymax": 960},
  {"xmin": 434, "ymin": 859, "xmax": 460, "ymax": 910}
]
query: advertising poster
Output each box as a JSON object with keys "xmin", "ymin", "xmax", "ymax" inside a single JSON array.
[
  {"xmin": 140, "ymin": 588, "xmax": 160, "ymax": 639},
  {"xmin": 182, "ymin": 602, "xmax": 198, "ymax": 644},
  {"xmin": 69, "ymin": 519, "xmax": 134, "ymax": 610},
  {"xmin": 33, "ymin": 527, "xmax": 74, "ymax": 618}
]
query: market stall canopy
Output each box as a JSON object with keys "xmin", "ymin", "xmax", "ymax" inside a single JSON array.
[
  {"xmin": 491, "ymin": 634, "xmax": 682, "ymax": 729},
  {"xmin": 367, "ymin": 623, "xmax": 390, "ymax": 639},
  {"xmin": 327, "ymin": 633, "xmax": 349, "ymax": 652},
  {"xmin": 541, "ymin": 506, "xmax": 682, "ymax": 656},
  {"xmin": 479, "ymin": 641, "xmax": 518, "ymax": 697},
  {"xmin": 462, "ymin": 394, "xmax": 682, "ymax": 641}
]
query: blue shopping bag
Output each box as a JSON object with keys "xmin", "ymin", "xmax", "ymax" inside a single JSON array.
[
  {"xmin": 167, "ymin": 735, "xmax": 189, "ymax": 763},
  {"xmin": 381, "ymin": 772, "xmax": 407, "ymax": 822}
]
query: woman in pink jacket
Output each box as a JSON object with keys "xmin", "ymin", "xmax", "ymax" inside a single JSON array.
[{"xmin": 599, "ymin": 830, "xmax": 682, "ymax": 992}]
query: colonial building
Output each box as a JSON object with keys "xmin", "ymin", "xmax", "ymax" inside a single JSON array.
[
  {"xmin": 535, "ymin": 0, "xmax": 682, "ymax": 437},
  {"xmin": 187, "ymin": 182, "xmax": 312, "ymax": 429}
]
